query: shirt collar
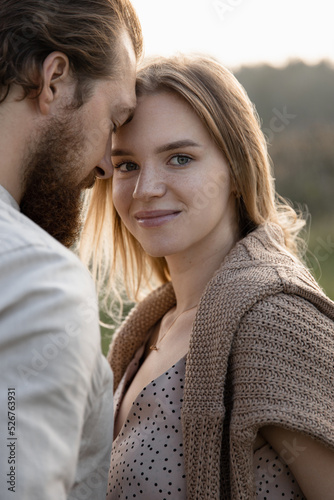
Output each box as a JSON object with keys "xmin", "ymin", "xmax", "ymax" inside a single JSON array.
[{"xmin": 0, "ymin": 185, "xmax": 20, "ymax": 211}]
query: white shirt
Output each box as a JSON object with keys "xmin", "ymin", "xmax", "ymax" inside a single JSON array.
[{"xmin": 0, "ymin": 185, "xmax": 114, "ymax": 499}]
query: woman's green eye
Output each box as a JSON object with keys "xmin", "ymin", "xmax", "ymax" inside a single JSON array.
[
  {"xmin": 170, "ymin": 155, "xmax": 191, "ymax": 166},
  {"xmin": 116, "ymin": 162, "xmax": 138, "ymax": 172}
]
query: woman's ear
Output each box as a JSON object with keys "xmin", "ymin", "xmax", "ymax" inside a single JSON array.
[{"xmin": 38, "ymin": 51, "xmax": 71, "ymax": 115}]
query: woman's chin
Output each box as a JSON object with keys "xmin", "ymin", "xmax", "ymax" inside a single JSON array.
[
  {"xmin": 143, "ymin": 244, "xmax": 175, "ymax": 259},
  {"xmin": 145, "ymin": 249, "xmax": 168, "ymax": 259}
]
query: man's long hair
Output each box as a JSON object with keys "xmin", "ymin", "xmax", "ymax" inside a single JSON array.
[{"xmin": 0, "ymin": 0, "xmax": 142, "ymax": 104}]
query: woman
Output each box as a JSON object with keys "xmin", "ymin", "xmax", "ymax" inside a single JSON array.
[{"xmin": 81, "ymin": 55, "xmax": 334, "ymax": 499}]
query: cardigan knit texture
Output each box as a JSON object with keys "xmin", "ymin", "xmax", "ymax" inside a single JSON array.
[{"xmin": 107, "ymin": 223, "xmax": 334, "ymax": 499}]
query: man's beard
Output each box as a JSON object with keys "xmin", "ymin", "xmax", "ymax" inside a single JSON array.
[{"xmin": 20, "ymin": 114, "xmax": 96, "ymax": 248}]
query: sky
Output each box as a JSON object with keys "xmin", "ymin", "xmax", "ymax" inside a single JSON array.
[{"xmin": 131, "ymin": 0, "xmax": 334, "ymax": 69}]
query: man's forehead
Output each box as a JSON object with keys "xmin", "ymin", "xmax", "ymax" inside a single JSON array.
[
  {"xmin": 107, "ymin": 77, "xmax": 136, "ymax": 110},
  {"xmin": 116, "ymin": 103, "xmax": 136, "ymax": 115},
  {"xmin": 114, "ymin": 102, "xmax": 136, "ymax": 124}
]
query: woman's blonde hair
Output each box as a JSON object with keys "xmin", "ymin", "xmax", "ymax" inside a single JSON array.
[{"xmin": 80, "ymin": 54, "xmax": 305, "ymax": 309}]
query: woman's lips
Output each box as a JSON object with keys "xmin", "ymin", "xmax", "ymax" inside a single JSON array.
[{"xmin": 134, "ymin": 210, "xmax": 181, "ymax": 228}]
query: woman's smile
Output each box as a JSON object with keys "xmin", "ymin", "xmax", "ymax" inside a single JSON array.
[{"xmin": 134, "ymin": 209, "xmax": 182, "ymax": 228}]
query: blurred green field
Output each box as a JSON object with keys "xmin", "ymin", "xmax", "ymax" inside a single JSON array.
[
  {"xmin": 100, "ymin": 303, "xmax": 134, "ymax": 356},
  {"xmin": 306, "ymin": 216, "xmax": 334, "ymax": 300}
]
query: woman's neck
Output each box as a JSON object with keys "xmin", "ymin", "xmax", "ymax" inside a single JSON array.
[{"xmin": 166, "ymin": 230, "xmax": 239, "ymax": 311}]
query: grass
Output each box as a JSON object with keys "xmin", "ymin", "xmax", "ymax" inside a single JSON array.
[{"xmin": 306, "ymin": 215, "xmax": 334, "ymax": 300}]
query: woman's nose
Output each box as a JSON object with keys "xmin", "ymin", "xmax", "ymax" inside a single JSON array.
[{"xmin": 133, "ymin": 164, "xmax": 167, "ymax": 200}]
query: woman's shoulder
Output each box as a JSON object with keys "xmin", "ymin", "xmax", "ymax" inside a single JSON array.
[
  {"xmin": 238, "ymin": 291, "xmax": 334, "ymax": 341},
  {"xmin": 117, "ymin": 282, "xmax": 176, "ymax": 333},
  {"xmin": 209, "ymin": 223, "xmax": 334, "ymax": 323},
  {"xmin": 232, "ymin": 291, "xmax": 334, "ymax": 390}
]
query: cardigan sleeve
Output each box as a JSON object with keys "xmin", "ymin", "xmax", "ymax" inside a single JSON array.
[
  {"xmin": 230, "ymin": 291, "xmax": 334, "ymax": 445},
  {"xmin": 226, "ymin": 292, "xmax": 334, "ymax": 499}
]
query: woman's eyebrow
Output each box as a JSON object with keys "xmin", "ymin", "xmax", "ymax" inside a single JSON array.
[
  {"xmin": 111, "ymin": 148, "xmax": 133, "ymax": 157},
  {"xmin": 111, "ymin": 140, "xmax": 202, "ymax": 158},
  {"xmin": 154, "ymin": 140, "xmax": 202, "ymax": 154}
]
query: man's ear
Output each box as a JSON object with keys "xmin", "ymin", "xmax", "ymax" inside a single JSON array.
[{"xmin": 38, "ymin": 51, "xmax": 72, "ymax": 115}]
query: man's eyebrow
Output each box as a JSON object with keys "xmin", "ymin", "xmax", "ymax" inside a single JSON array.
[
  {"xmin": 123, "ymin": 107, "xmax": 136, "ymax": 124},
  {"xmin": 113, "ymin": 107, "xmax": 136, "ymax": 133},
  {"xmin": 111, "ymin": 139, "xmax": 202, "ymax": 157}
]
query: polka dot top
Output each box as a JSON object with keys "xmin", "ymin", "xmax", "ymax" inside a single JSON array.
[
  {"xmin": 254, "ymin": 444, "xmax": 305, "ymax": 499},
  {"xmin": 107, "ymin": 346, "xmax": 306, "ymax": 499},
  {"xmin": 108, "ymin": 346, "xmax": 186, "ymax": 499}
]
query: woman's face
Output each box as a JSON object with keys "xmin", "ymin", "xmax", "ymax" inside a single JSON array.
[{"xmin": 111, "ymin": 92, "xmax": 238, "ymax": 260}]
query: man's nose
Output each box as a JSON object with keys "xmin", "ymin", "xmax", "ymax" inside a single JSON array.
[{"xmin": 95, "ymin": 135, "xmax": 113, "ymax": 179}]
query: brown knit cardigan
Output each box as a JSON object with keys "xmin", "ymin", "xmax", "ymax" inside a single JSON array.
[{"xmin": 107, "ymin": 223, "xmax": 334, "ymax": 499}]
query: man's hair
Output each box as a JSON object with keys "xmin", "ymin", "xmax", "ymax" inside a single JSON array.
[{"xmin": 0, "ymin": 0, "xmax": 143, "ymax": 104}]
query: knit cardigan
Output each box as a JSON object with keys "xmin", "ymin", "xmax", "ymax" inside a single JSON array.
[{"xmin": 107, "ymin": 223, "xmax": 334, "ymax": 499}]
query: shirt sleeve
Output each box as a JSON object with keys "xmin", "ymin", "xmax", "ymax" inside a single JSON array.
[{"xmin": 0, "ymin": 243, "xmax": 113, "ymax": 500}]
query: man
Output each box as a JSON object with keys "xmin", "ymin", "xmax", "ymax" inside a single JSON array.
[{"xmin": 0, "ymin": 1, "xmax": 142, "ymax": 498}]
